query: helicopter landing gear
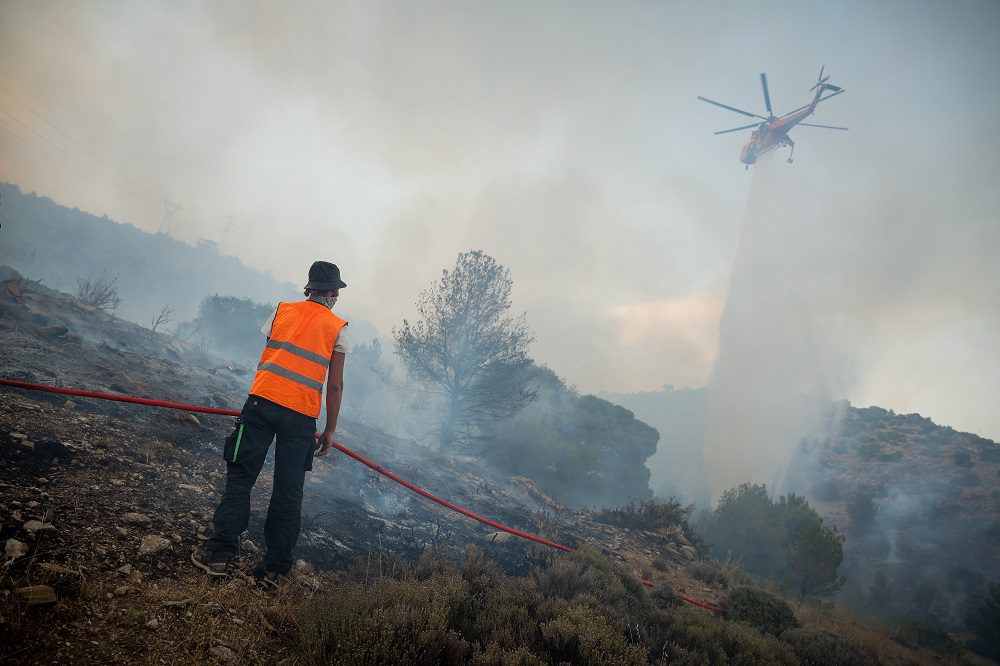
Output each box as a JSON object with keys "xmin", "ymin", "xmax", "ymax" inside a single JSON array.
[{"xmin": 786, "ymin": 138, "xmax": 796, "ymax": 164}]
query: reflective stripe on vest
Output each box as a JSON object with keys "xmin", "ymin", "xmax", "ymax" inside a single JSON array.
[
  {"xmin": 255, "ymin": 361, "xmax": 324, "ymax": 392},
  {"xmin": 249, "ymin": 301, "xmax": 346, "ymax": 417}
]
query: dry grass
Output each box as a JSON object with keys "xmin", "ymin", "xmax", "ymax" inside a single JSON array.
[{"xmin": 795, "ymin": 602, "xmax": 980, "ymax": 665}]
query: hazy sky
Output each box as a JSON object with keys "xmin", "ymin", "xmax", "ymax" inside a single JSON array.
[{"xmin": 2, "ymin": 1, "xmax": 999, "ymax": 440}]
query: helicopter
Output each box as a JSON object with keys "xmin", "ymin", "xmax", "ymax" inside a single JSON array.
[{"xmin": 698, "ymin": 67, "xmax": 847, "ymax": 167}]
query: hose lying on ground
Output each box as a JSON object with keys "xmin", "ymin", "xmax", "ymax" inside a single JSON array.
[{"xmin": 0, "ymin": 377, "xmax": 725, "ymax": 613}]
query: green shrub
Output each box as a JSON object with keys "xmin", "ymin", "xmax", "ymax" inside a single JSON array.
[
  {"xmin": 538, "ymin": 597, "xmax": 647, "ymax": 665},
  {"xmin": 690, "ymin": 562, "xmax": 729, "ymax": 588},
  {"xmin": 723, "ymin": 587, "xmax": 799, "ymax": 636},
  {"xmin": 697, "ymin": 484, "xmax": 844, "ymax": 599},
  {"xmin": 457, "ymin": 546, "xmax": 540, "ymax": 651},
  {"xmin": 952, "ymin": 449, "xmax": 973, "ymax": 467},
  {"xmin": 650, "ymin": 582, "xmax": 679, "ymax": 609},
  {"xmin": 299, "ymin": 572, "xmax": 471, "ymax": 664},
  {"xmin": 414, "ymin": 544, "xmax": 453, "ymax": 580},
  {"xmin": 649, "ymin": 606, "xmax": 797, "ymax": 665},
  {"xmin": 534, "ymin": 543, "xmax": 654, "ymax": 630},
  {"xmin": 965, "ymin": 581, "xmax": 1000, "ymax": 659},
  {"xmin": 596, "ymin": 498, "xmax": 706, "ymax": 554},
  {"xmin": 780, "ymin": 628, "xmax": 877, "ymax": 665},
  {"xmin": 468, "ymin": 642, "xmax": 546, "ymax": 666},
  {"xmin": 891, "ymin": 620, "xmax": 961, "ymax": 655},
  {"xmin": 298, "ymin": 545, "xmax": 813, "ymax": 666}
]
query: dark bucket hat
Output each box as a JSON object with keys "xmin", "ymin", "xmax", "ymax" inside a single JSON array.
[{"xmin": 305, "ymin": 261, "xmax": 347, "ymax": 290}]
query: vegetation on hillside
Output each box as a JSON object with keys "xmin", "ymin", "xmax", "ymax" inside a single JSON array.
[
  {"xmin": 697, "ymin": 483, "xmax": 844, "ymax": 600},
  {"xmin": 298, "ymin": 544, "xmax": 884, "ymax": 665},
  {"xmin": 481, "ymin": 366, "xmax": 659, "ymax": 508},
  {"xmin": 0, "ymin": 182, "xmax": 301, "ymax": 325}
]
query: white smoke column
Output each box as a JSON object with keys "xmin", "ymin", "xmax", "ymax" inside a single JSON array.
[{"xmin": 703, "ymin": 154, "xmax": 851, "ymax": 500}]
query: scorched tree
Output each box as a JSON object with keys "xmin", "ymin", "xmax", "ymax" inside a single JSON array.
[{"xmin": 393, "ymin": 250, "xmax": 536, "ymax": 452}]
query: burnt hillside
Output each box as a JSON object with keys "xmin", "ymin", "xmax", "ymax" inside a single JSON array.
[
  {"xmin": 0, "ymin": 273, "xmax": 718, "ymax": 664},
  {"xmin": 789, "ymin": 404, "xmax": 1000, "ymax": 630}
]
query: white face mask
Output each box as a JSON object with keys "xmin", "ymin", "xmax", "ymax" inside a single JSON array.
[{"xmin": 310, "ymin": 294, "xmax": 338, "ymax": 309}]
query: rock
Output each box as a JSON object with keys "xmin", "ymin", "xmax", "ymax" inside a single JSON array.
[
  {"xmin": 5, "ymin": 538, "xmax": 29, "ymax": 560},
  {"xmin": 10, "ymin": 432, "xmax": 28, "ymax": 440},
  {"xmin": 178, "ymin": 484, "xmax": 203, "ymax": 494},
  {"xmin": 138, "ymin": 535, "xmax": 171, "ymax": 555},
  {"xmin": 161, "ymin": 598, "xmax": 192, "ymax": 608},
  {"xmin": 297, "ymin": 575, "xmax": 321, "ymax": 592},
  {"xmin": 15, "ymin": 585, "xmax": 57, "ymax": 606},
  {"xmin": 145, "ymin": 618, "xmax": 159, "ymax": 629},
  {"xmin": 293, "ymin": 558, "xmax": 315, "ymax": 575},
  {"xmin": 180, "ymin": 414, "xmax": 201, "ymax": 428},
  {"xmin": 63, "ymin": 400, "xmax": 77, "ymax": 410},
  {"xmin": 26, "ymin": 501, "xmax": 39, "ymax": 509},
  {"xmin": 679, "ymin": 545, "xmax": 698, "ymax": 561},
  {"xmin": 21, "ymin": 441, "xmax": 35, "ymax": 451},
  {"xmin": 123, "ymin": 513, "xmax": 151, "ymax": 526},
  {"xmin": 117, "ymin": 564, "xmax": 133, "ymax": 574},
  {"xmin": 127, "ymin": 569, "xmax": 144, "ymax": 584},
  {"xmin": 38, "ymin": 325, "xmax": 69, "ymax": 338},
  {"xmin": 114, "ymin": 586, "xmax": 130, "ymax": 596},
  {"xmin": 38, "ymin": 563, "xmax": 80, "ymax": 577},
  {"xmin": 23, "ymin": 520, "xmax": 56, "ymax": 534},
  {"xmin": 209, "ymin": 646, "xmax": 237, "ymax": 662}
]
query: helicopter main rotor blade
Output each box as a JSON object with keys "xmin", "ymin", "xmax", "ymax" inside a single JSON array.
[
  {"xmin": 785, "ymin": 88, "xmax": 845, "ymax": 116},
  {"xmin": 760, "ymin": 73, "xmax": 773, "ymax": 116},
  {"xmin": 714, "ymin": 122, "xmax": 762, "ymax": 135},
  {"xmin": 798, "ymin": 123, "xmax": 849, "ymax": 130},
  {"xmin": 697, "ymin": 96, "xmax": 767, "ymax": 120}
]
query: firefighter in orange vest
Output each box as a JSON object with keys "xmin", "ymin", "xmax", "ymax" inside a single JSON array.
[{"xmin": 192, "ymin": 261, "xmax": 348, "ymax": 587}]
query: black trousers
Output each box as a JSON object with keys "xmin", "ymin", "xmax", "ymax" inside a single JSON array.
[{"xmin": 205, "ymin": 395, "xmax": 316, "ymax": 574}]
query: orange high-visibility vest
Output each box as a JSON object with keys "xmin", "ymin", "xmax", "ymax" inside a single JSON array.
[{"xmin": 249, "ymin": 301, "xmax": 347, "ymax": 418}]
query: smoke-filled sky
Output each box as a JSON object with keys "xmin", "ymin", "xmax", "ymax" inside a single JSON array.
[{"xmin": 2, "ymin": 1, "xmax": 999, "ymax": 440}]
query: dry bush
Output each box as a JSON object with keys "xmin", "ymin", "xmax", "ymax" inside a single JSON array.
[
  {"xmin": 690, "ymin": 562, "xmax": 730, "ymax": 588},
  {"xmin": 75, "ymin": 271, "xmax": 121, "ymax": 311},
  {"xmin": 297, "ymin": 544, "xmax": 863, "ymax": 666},
  {"xmin": 649, "ymin": 606, "xmax": 798, "ymax": 665},
  {"xmin": 780, "ymin": 628, "xmax": 879, "ymax": 665}
]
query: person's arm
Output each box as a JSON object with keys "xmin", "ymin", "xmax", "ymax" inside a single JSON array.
[{"xmin": 316, "ymin": 351, "xmax": 346, "ymax": 456}]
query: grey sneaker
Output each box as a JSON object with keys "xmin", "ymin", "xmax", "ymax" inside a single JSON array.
[{"xmin": 191, "ymin": 548, "xmax": 233, "ymax": 578}]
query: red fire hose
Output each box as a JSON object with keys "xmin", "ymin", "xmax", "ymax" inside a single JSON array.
[{"xmin": 0, "ymin": 377, "xmax": 724, "ymax": 613}]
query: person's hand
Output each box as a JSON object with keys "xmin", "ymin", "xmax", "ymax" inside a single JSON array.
[{"xmin": 315, "ymin": 430, "xmax": 337, "ymax": 457}]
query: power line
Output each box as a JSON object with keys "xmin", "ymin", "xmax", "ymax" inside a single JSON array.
[
  {"xmin": 0, "ymin": 68, "xmax": 157, "ymax": 202},
  {"xmin": 0, "ymin": 118, "xmax": 146, "ymax": 205}
]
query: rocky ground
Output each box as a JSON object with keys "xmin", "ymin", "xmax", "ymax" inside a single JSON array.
[{"xmin": 0, "ymin": 275, "xmax": 720, "ymax": 664}]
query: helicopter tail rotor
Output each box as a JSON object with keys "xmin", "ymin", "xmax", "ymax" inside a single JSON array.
[{"xmin": 810, "ymin": 65, "xmax": 843, "ymax": 95}]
